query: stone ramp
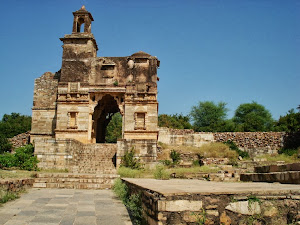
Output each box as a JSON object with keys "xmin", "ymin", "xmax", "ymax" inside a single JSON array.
[
  {"xmin": 34, "ymin": 173, "xmax": 119, "ymax": 189},
  {"xmin": 240, "ymin": 162, "xmax": 300, "ymax": 184}
]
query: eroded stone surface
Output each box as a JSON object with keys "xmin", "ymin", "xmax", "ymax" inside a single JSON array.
[{"xmin": 225, "ymin": 201, "xmax": 261, "ymax": 215}]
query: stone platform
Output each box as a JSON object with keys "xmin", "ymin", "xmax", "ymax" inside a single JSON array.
[{"xmin": 123, "ymin": 178, "xmax": 300, "ymax": 224}]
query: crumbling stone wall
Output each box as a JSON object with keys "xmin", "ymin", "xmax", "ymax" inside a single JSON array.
[
  {"xmin": 213, "ymin": 132, "xmax": 285, "ymax": 156},
  {"xmin": 31, "ymin": 72, "xmax": 59, "ymax": 141},
  {"xmin": 0, "ymin": 178, "xmax": 34, "ymax": 192},
  {"xmin": 158, "ymin": 127, "xmax": 285, "ymax": 156},
  {"xmin": 8, "ymin": 132, "xmax": 30, "ymax": 150}
]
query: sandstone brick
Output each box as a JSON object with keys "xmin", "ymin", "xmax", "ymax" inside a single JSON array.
[{"xmin": 158, "ymin": 200, "xmax": 203, "ymax": 212}]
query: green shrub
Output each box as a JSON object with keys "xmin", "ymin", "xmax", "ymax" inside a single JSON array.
[
  {"xmin": 192, "ymin": 159, "xmax": 202, "ymax": 166},
  {"xmin": 113, "ymin": 178, "xmax": 144, "ymax": 225},
  {"xmin": 154, "ymin": 164, "xmax": 170, "ymax": 180},
  {"xmin": 224, "ymin": 140, "xmax": 249, "ymax": 158},
  {"xmin": 120, "ymin": 148, "xmax": 142, "ymax": 170},
  {"xmin": 127, "ymin": 193, "xmax": 143, "ymax": 224},
  {"xmin": 113, "ymin": 178, "xmax": 128, "ymax": 203},
  {"xmin": 0, "ymin": 153, "xmax": 16, "ymax": 168},
  {"xmin": 170, "ymin": 150, "xmax": 181, "ymax": 164},
  {"xmin": 0, "ymin": 134, "xmax": 12, "ymax": 154},
  {"xmin": 278, "ymin": 148, "xmax": 298, "ymax": 156},
  {"xmin": 0, "ymin": 145, "xmax": 38, "ymax": 171},
  {"xmin": 160, "ymin": 159, "xmax": 172, "ymax": 166}
]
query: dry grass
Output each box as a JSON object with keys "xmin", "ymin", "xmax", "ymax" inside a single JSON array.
[
  {"xmin": 0, "ymin": 169, "xmax": 36, "ymax": 179},
  {"xmin": 255, "ymin": 154, "xmax": 300, "ymax": 164},
  {"xmin": 158, "ymin": 142, "xmax": 238, "ymax": 160},
  {"xmin": 167, "ymin": 165, "xmax": 220, "ymax": 176}
]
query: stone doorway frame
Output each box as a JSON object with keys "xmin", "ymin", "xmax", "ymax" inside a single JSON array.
[{"xmin": 88, "ymin": 93, "xmax": 125, "ymax": 143}]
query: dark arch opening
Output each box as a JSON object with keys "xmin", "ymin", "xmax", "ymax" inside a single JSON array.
[
  {"xmin": 77, "ymin": 17, "xmax": 85, "ymax": 33},
  {"xmin": 92, "ymin": 95, "xmax": 120, "ymax": 143}
]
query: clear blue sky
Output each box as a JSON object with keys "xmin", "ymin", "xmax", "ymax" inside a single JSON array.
[{"xmin": 0, "ymin": 0, "xmax": 299, "ymax": 120}]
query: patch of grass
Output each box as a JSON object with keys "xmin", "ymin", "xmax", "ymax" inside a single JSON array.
[
  {"xmin": 154, "ymin": 164, "xmax": 170, "ymax": 180},
  {"xmin": 278, "ymin": 148, "xmax": 299, "ymax": 156},
  {"xmin": 255, "ymin": 154, "xmax": 299, "ymax": 163},
  {"xmin": 0, "ymin": 169, "xmax": 36, "ymax": 179},
  {"xmin": 191, "ymin": 208, "xmax": 207, "ymax": 225},
  {"xmin": 0, "ymin": 187, "xmax": 24, "ymax": 205},
  {"xmin": 161, "ymin": 143, "xmax": 238, "ymax": 160},
  {"xmin": 117, "ymin": 167, "xmax": 145, "ymax": 178},
  {"xmin": 167, "ymin": 165, "xmax": 220, "ymax": 178}
]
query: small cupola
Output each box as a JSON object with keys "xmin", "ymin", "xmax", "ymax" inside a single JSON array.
[{"xmin": 72, "ymin": 6, "xmax": 94, "ymax": 33}]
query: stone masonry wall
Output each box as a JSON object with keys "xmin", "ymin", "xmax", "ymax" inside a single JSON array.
[
  {"xmin": 158, "ymin": 127, "xmax": 285, "ymax": 156},
  {"xmin": 214, "ymin": 132, "xmax": 285, "ymax": 156},
  {"xmin": 34, "ymin": 138, "xmax": 117, "ymax": 174}
]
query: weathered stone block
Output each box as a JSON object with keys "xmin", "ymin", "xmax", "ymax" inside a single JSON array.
[
  {"xmin": 157, "ymin": 200, "xmax": 203, "ymax": 212},
  {"xmin": 225, "ymin": 201, "xmax": 261, "ymax": 215}
]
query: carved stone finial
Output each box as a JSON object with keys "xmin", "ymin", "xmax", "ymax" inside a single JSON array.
[{"xmin": 80, "ymin": 5, "xmax": 86, "ymax": 10}]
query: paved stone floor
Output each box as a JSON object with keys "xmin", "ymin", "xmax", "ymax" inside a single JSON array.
[{"xmin": 0, "ymin": 188, "xmax": 132, "ymax": 225}]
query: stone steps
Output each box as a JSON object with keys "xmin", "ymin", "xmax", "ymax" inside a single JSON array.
[
  {"xmin": 33, "ymin": 173, "xmax": 119, "ymax": 189},
  {"xmin": 240, "ymin": 163, "xmax": 300, "ymax": 184},
  {"xmin": 240, "ymin": 171, "xmax": 300, "ymax": 184}
]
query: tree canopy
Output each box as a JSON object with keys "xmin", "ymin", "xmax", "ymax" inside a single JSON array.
[
  {"xmin": 0, "ymin": 113, "xmax": 31, "ymax": 153},
  {"xmin": 190, "ymin": 101, "xmax": 228, "ymax": 132},
  {"xmin": 274, "ymin": 109, "xmax": 300, "ymax": 132},
  {"xmin": 158, "ymin": 114, "xmax": 192, "ymax": 129},
  {"xmin": 0, "ymin": 113, "xmax": 31, "ymax": 138},
  {"xmin": 233, "ymin": 102, "xmax": 273, "ymax": 132}
]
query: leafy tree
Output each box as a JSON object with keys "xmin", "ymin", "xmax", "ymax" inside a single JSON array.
[
  {"xmin": 0, "ymin": 113, "xmax": 31, "ymax": 138},
  {"xmin": 158, "ymin": 114, "xmax": 192, "ymax": 129},
  {"xmin": 0, "ymin": 134, "xmax": 12, "ymax": 154},
  {"xmin": 233, "ymin": 102, "xmax": 273, "ymax": 132},
  {"xmin": 274, "ymin": 109, "xmax": 300, "ymax": 132},
  {"xmin": 105, "ymin": 112, "xmax": 122, "ymax": 143},
  {"xmin": 190, "ymin": 101, "xmax": 228, "ymax": 132}
]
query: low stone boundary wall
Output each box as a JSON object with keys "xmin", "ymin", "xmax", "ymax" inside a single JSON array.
[
  {"xmin": 0, "ymin": 178, "xmax": 34, "ymax": 192},
  {"xmin": 158, "ymin": 127, "xmax": 285, "ymax": 156}
]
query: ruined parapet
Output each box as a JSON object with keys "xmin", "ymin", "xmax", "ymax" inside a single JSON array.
[{"xmin": 31, "ymin": 72, "xmax": 59, "ymax": 143}]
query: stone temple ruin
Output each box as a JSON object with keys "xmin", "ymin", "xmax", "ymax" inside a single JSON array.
[{"xmin": 30, "ymin": 6, "xmax": 160, "ymax": 173}]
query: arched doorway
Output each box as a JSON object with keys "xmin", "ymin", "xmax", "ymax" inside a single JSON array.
[{"xmin": 92, "ymin": 94, "xmax": 120, "ymax": 143}]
